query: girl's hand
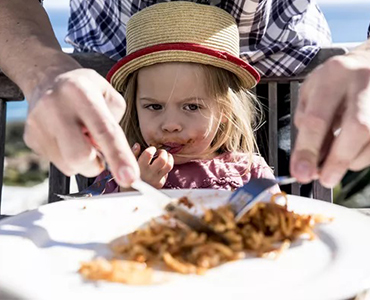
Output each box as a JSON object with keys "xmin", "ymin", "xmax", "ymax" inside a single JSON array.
[{"xmin": 132, "ymin": 143, "xmax": 174, "ymax": 188}]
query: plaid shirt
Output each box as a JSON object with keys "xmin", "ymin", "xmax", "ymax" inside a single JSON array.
[{"xmin": 63, "ymin": 0, "xmax": 331, "ymax": 77}]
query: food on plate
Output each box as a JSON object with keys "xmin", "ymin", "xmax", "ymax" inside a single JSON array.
[
  {"xmin": 178, "ymin": 196, "xmax": 194, "ymax": 209},
  {"xmin": 79, "ymin": 193, "xmax": 331, "ymax": 283},
  {"xmin": 79, "ymin": 258, "xmax": 152, "ymax": 285}
]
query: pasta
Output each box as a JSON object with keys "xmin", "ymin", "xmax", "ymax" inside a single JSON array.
[{"xmin": 79, "ymin": 193, "xmax": 331, "ymax": 284}]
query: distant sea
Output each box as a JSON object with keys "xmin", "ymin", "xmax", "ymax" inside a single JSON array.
[{"xmin": 6, "ymin": 3, "xmax": 370, "ymax": 122}]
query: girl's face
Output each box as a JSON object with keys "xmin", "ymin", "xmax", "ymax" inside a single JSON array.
[{"xmin": 136, "ymin": 62, "xmax": 223, "ymax": 164}]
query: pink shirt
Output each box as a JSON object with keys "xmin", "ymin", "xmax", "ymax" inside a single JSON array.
[{"xmin": 95, "ymin": 152, "xmax": 275, "ymax": 194}]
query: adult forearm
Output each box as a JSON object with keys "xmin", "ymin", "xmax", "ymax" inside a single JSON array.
[{"xmin": 0, "ymin": 0, "xmax": 81, "ymax": 101}]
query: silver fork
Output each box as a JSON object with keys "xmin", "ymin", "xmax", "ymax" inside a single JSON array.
[
  {"xmin": 56, "ymin": 173, "xmax": 114, "ymax": 200},
  {"xmin": 228, "ymin": 176, "xmax": 296, "ymax": 222}
]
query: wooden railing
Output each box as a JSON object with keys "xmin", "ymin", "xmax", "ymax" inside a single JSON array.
[{"xmin": 0, "ymin": 47, "xmax": 348, "ymax": 216}]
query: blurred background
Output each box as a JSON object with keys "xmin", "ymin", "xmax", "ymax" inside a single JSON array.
[{"xmin": 2, "ymin": 0, "xmax": 370, "ymax": 214}]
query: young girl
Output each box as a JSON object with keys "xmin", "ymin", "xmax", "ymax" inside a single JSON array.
[{"xmin": 97, "ymin": 1, "xmax": 276, "ymax": 192}]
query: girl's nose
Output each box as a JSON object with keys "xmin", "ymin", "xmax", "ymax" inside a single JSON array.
[{"xmin": 161, "ymin": 118, "xmax": 182, "ymax": 133}]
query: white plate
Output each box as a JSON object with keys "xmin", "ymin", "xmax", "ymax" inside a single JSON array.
[{"xmin": 1, "ymin": 189, "xmax": 370, "ymax": 300}]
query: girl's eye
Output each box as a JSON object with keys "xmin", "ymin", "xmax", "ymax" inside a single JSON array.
[
  {"xmin": 145, "ymin": 104, "xmax": 163, "ymax": 110},
  {"xmin": 184, "ymin": 104, "xmax": 200, "ymax": 111}
]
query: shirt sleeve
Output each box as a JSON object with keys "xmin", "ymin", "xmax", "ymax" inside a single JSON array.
[{"xmin": 237, "ymin": 0, "xmax": 332, "ymax": 77}]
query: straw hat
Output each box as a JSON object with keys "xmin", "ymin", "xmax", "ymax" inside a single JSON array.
[{"xmin": 106, "ymin": 1, "xmax": 260, "ymax": 91}]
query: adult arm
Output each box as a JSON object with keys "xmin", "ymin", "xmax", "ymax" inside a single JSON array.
[
  {"xmin": 290, "ymin": 38, "xmax": 370, "ymax": 188},
  {"xmin": 0, "ymin": 0, "xmax": 139, "ymax": 186}
]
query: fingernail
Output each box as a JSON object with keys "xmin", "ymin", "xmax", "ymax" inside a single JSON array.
[
  {"xmin": 118, "ymin": 166, "xmax": 136, "ymax": 187},
  {"xmin": 132, "ymin": 143, "xmax": 138, "ymax": 150},
  {"xmin": 294, "ymin": 160, "xmax": 313, "ymax": 180}
]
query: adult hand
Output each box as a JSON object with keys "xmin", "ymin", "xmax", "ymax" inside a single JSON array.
[
  {"xmin": 132, "ymin": 144, "xmax": 174, "ymax": 188},
  {"xmin": 290, "ymin": 45, "xmax": 370, "ymax": 188},
  {"xmin": 24, "ymin": 68, "xmax": 140, "ymax": 187},
  {"xmin": 0, "ymin": 0, "xmax": 139, "ymax": 186}
]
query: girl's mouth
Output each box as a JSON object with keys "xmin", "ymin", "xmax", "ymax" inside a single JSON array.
[{"xmin": 161, "ymin": 143, "xmax": 184, "ymax": 154}]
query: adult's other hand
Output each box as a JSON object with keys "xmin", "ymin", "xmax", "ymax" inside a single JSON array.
[{"xmin": 290, "ymin": 42, "xmax": 370, "ymax": 188}]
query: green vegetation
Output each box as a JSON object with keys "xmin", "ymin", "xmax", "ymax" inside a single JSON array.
[{"xmin": 4, "ymin": 122, "xmax": 49, "ymax": 186}]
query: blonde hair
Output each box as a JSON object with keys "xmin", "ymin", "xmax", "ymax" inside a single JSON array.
[{"xmin": 120, "ymin": 64, "xmax": 263, "ymax": 169}]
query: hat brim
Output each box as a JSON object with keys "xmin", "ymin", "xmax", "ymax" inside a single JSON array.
[{"xmin": 107, "ymin": 43, "xmax": 260, "ymax": 92}]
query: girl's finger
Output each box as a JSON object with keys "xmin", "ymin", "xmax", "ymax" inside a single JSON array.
[
  {"xmin": 151, "ymin": 149, "xmax": 169, "ymax": 170},
  {"xmin": 137, "ymin": 146, "xmax": 157, "ymax": 166},
  {"xmin": 158, "ymin": 153, "xmax": 173, "ymax": 187},
  {"xmin": 131, "ymin": 143, "xmax": 141, "ymax": 158},
  {"xmin": 158, "ymin": 152, "xmax": 174, "ymax": 177}
]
